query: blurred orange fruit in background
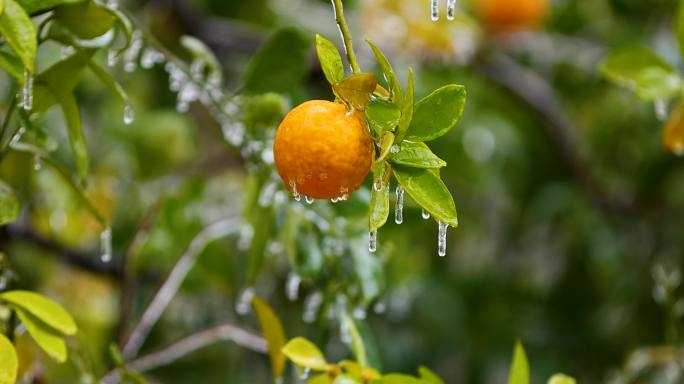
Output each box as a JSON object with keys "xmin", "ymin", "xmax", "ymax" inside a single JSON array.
[{"xmin": 475, "ymin": 0, "xmax": 548, "ymax": 31}]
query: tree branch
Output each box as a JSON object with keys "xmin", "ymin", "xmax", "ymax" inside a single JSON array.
[{"xmin": 331, "ymin": 0, "xmax": 360, "ymax": 74}]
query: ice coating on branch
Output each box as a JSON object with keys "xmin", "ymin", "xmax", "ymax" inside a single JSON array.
[
  {"xmin": 373, "ymin": 179, "xmax": 383, "ymax": 191},
  {"xmin": 302, "ymin": 291, "xmax": 323, "ymax": 323},
  {"xmin": 9, "ymin": 127, "xmax": 25, "ymax": 147},
  {"xmin": 21, "ymin": 70, "xmax": 33, "ymax": 111},
  {"xmin": 422, "ymin": 208, "xmax": 431, "ymax": 220},
  {"xmin": 395, "ymin": 185, "xmax": 404, "ymax": 224},
  {"xmin": 286, "ymin": 272, "xmax": 301, "ymax": 301},
  {"xmin": 235, "ymin": 287, "xmax": 254, "ymax": 315},
  {"xmin": 33, "ymin": 155, "xmax": 42, "ymax": 171},
  {"xmin": 446, "ymin": 0, "xmax": 456, "ymax": 20},
  {"xmin": 369, "ymin": 229, "xmax": 377, "ymax": 252},
  {"xmin": 100, "ymin": 227, "xmax": 112, "ymax": 263},
  {"xmin": 123, "ymin": 104, "xmax": 135, "ymax": 125},
  {"xmin": 438, "ymin": 221, "xmax": 448, "ymax": 257},
  {"xmin": 141, "ymin": 47, "xmax": 164, "ymax": 69},
  {"xmin": 431, "ymin": 0, "xmax": 440, "ymax": 21},
  {"xmin": 123, "ymin": 31, "xmax": 143, "ymax": 72}
]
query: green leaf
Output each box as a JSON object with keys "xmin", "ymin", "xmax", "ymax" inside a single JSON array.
[
  {"xmin": 366, "ymin": 39, "xmax": 401, "ymax": 101},
  {"xmin": 342, "ymin": 313, "xmax": 367, "ymax": 367},
  {"xmin": 393, "ymin": 166, "xmax": 457, "ymax": 227},
  {"xmin": 87, "ymin": 59, "xmax": 127, "ymax": 102},
  {"xmin": 405, "ymin": 85, "xmax": 466, "ymax": 142},
  {"xmin": 252, "ymin": 297, "xmax": 286, "ymax": 380},
  {"xmin": 333, "ymin": 73, "xmax": 378, "ymax": 111},
  {"xmin": 316, "ymin": 34, "xmax": 345, "ymax": 85},
  {"xmin": 369, "ymin": 162, "xmax": 390, "ymax": 231},
  {"xmin": 547, "ymin": 373, "xmax": 576, "ymax": 384},
  {"xmin": 309, "ymin": 374, "xmax": 334, "ymax": 384},
  {"xmin": 15, "ymin": 308, "xmax": 68, "ymax": 362},
  {"xmin": 243, "ymin": 27, "xmax": 312, "ymax": 94},
  {"xmin": 58, "ymin": 91, "xmax": 89, "ymax": 182},
  {"xmin": 0, "ymin": 334, "xmax": 18, "ymax": 384},
  {"xmin": 0, "ymin": 290, "xmax": 77, "ymax": 335},
  {"xmin": 282, "ymin": 337, "xmax": 329, "ymax": 371},
  {"xmin": 600, "ymin": 47, "xmax": 681, "ymax": 100},
  {"xmin": 508, "ymin": 341, "xmax": 530, "ymax": 384},
  {"xmin": 0, "ymin": 179, "xmax": 20, "ymax": 226},
  {"xmin": 16, "ymin": 0, "xmax": 84, "ymax": 14},
  {"xmin": 0, "ymin": 0, "xmax": 4, "ymax": 16},
  {"xmin": 33, "ymin": 50, "xmax": 92, "ymax": 113},
  {"xmin": 53, "ymin": 1, "xmax": 116, "ymax": 39},
  {"xmin": 366, "ymin": 98, "xmax": 400, "ymax": 136},
  {"xmin": 417, "ymin": 366, "xmax": 444, "ymax": 384},
  {"xmin": 333, "ymin": 375, "xmax": 362, "ymax": 384},
  {"xmin": 390, "ymin": 141, "xmax": 446, "ymax": 169},
  {"xmin": 394, "ymin": 68, "xmax": 414, "ymax": 143},
  {"xmin": 0, "ymin": 50, "xmax": 25, "ymax": 79},
  {"xmin": 0, "ymin": 0, "xmax": 36, "ymax": 72}
]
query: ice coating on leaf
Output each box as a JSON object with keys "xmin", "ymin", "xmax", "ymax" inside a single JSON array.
[
  {"xmin": 235, "ymin": 287, "xmax": 254, "ymax": 315},
  {"xmin": 390, "ymin": 144, "xmax": 400, "ymax": 154},
  {"xmin": 123, "ymin": 104, "xmax": 135, "ymax": 125},
  {"xmin": 100, "ymin": 227, "xmax": 112, "ymax": 263},
  {"xmin": 21, "ymin": 69, "xmax": 33, "ymax": 111},
  {"xmin": 286, "ymin": 272, "xmax": 302, "ymax": 301},
  {"xmin": 446, "ymin": 0, "xmax": 456, "ymax": 20},
  {"xmin": 438, "ymin": 221, "xmax": 448, "ymax": 257},
  {"xmin": 395, "ymin": 185, "xmax": 404, "ymax": 224},
  {"xmin": 369, "ymin": 229, "xmax": 377, "ymax": 252},
  {"xmin": 431, "ymin": 0, "xmax": 440, "ymax": 21}
]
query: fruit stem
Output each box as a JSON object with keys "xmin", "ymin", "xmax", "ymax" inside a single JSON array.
[{"xmin": 331, "ymin": 0, "xmax": 361, "ymax": 74}]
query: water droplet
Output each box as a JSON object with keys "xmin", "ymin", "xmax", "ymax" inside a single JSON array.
[
  {"xmin": 368, "ymin": 229, "xmax": 377, "ymax": 252},
  {"xmin": 339, "ymin": 186, "xmax": 349, "ymax": 201},
  {"xmin": 33, "ymin": 155, "xmax": 42, "ymax": 171},
  {"xmin": 290, "ymin": 181, "xmax": 301, "ymax": 201},
  {"xmin": 655, "ymin": 99, "xmax": 669, "ymax": 121},
  {"xmin": 446, "ymin": 0, "xmax": 456, "ymax": 20},
  {"xmin": 438, "ymin": 221, "xmax": 448, "ymax": 257},
  {"xmin": 431, "ymin": 0, "xmax": 440, "ymax": 21},
  {"xmin": 107, "ymin": 50, "xmax": 119, "ymax": 67},
  {"xmin": 21, "ymin": 69, "xmax": 33, "ymax": 111},
  {"xmin": 286, "ymin": 273, "xmax": 301, "ymax": 301},
  {"xmin": 100, "ymin": 227, "xmax": 112, "ymax": 263},
  {"xmin": 235, "ymin": 287, "xmax": 254, "ymax": 315},
  {"xmin": 373, "ymin": 179, "xmax": 383, "ymax": 191},
  {"xmin": 237, "ymin": 224, "xmax": 254, "ymax": 251},
  {"xmin": 298, "ymin": 367, "xmax": 311, "ymax": 380},
  {"xmin": 60, "ymin": 45, "xmax": 75, "ymax": 59},
  {"xmin": 373, "ymin": 300, "xmax": 386, "ymax": 314},
  {"xmin": 106, "ymin": 0, "xmax": 118, "ymax": 9},
  {"xmin": 353, "ymin": 306, "xmax": 367, "ymax": 320},
  {"xmin": 331, "ymin": 197, "xmax": 339, "ymax": 203},
  {"xmin": 304, "ymin": 195, "xmax": 314, "ymax": 204},
  {"xmin": 390, "ymin": 144, "xmax": 400, "ymax": 154},
  {"xmin": 422, "ymin": 208, "xmax": 431, "ymax": 220},
  {"xmin": 302, "ymin": 291, "xmax": 323, "ymax": 323},
  {"xmin": 123, "ymin": 104, "xmax": 135, "ymax": 125},
  {"xmin": 395, "ymin": 186, "xmax": 404, "ymax": 224}
]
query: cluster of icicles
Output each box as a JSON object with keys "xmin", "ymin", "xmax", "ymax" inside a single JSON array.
[{"xmin": 431, "ymin": 0, "xmax": 457, "ymax": 21}]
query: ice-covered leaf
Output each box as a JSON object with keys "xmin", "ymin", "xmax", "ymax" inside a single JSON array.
[
  {"xmin": 0, "ymin": 180, "xmax": 20, "ymax": 226},
  {"xmin": 547, "ymin": 373, "xmax": 576, "ymax": 384},
  {"xmin": 282, "ymin": 337, "xmax": 328, "ymax": 371},
  {"xmin": 600, "ymin": 47, "xmax": 681, "ymax": 100},
  {"xmin": 369, "ymin": 166, "xmax": 390, "ymax": 231},
  {"xmin": 333, "ymin": 73, "xmax": 377, "ymax": 111},
  {"xmin": 366, "ymin": 98, "xmax": 400, "ymax": 136},
  {"xmin": 405, "ymin": 85, "xmax": 466, "ymax": 142},
  {"xmin": 0, "ymin": 334, "xmax": 17, "ymax": 384},
  {"xmin": 390, "ymin": 141, "xmax": 446, "ymax": 169},
  {"xmin": 508, "ymin": 341, "xmax": 530, "ymax": 384},
  {"xmin": 252, "ymin": 297, "xmax": 286, "ymax": 380},
  {"xmin": 0, "ymin": 0, "xmax": 36, "ymax": 72},
  {"xmin": 0, "ymin": 290, "xmax": 77, "ymax": 335},
  {"xmin": 392, "ymin": 166, "xmax": 457, "ymax": 227},
  {"xmin": 316, "ymin": 34, "xmax": 344, "ymax": 85},
  {"xmin": 15, "ymin": 308, "xmax": 68, "ymax": 362}
]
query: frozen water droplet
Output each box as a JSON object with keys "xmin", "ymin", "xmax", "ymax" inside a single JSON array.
[
  {"xmin": 655, "ymin": 99, "xmax": 668, "ymax": 121},
  {"xmin": 353, "ymin": 306, "xmax": 367, "ymax": 320},
  {"xmin": 286, "ymin": 273, "xmax": 301, "ymax": 301},
  {"xmin": 438, "ymin": 221, "xmax": 448, "ymax": 257},
  {"xmin": 237, "ymin": 224, "xmax": 254, "ymax": 251},
  {"xmin": 422, "ymin": 208, "xmax": 431, "ymax": 220},
  {"xmin": 431, "ymin": 0, "xmax": 440, "ymax": 21},
  {"xmin": 339, "ymin": 186, "xmax": 349, "ymax": 201},
  {"xmin": 331, "ymin": 197, "xmax": 339, "ymax": 203},
  {"xmin": 299, "ymin": 367, "xmax": 311, "ymax": 380},
  {"xmin": 373, "ymin": 179, "xmax": 383, "ymax": 191},
  {"xmin": 100, "ymin": 227, "xmax": 112, "ymax": 263},
  {"xmin": 303, "ymin": 291, "xmax": 323, "ymax": 323},
  {"xmin": 33, "ymin": 155, "xmax": 42, "ymax": 171},
  {"xmin": 373, "ymin": 300, "xmax": 386, "ymax": 314},
  {"xmin": 446, "ymin": 0, "xmax": 456, "ymax": 20},
  {"xmin": 290, "ymin": 181, "xmax": 301, "ymax": 201},
  {"xmin": 21, "ymin": 69, "xmax": 33, "ymax": 111},
  {"xmin": 390, "ymin": 144, "xmax": 400, "ymax": 154},
  {"xmin": 107, "ymin": 50, "xmax": 119, "ymax": 67},
  {"xmin": 60, "ymin": 45, "xmax": 75, "ymax": 59},
  {"xmin": 369, "ymin": 229, "xmax": 377, "ymax": 252},
  {"xmin": 123, "ymin": 104, "xmax": 135, "ymax": 125},
  {"xmin": 395, "ymin": 186, "xmax": 404, "ymax": 224},
  {"xmin": 305, "ymin": 195, "xmax": 314, "ymax": 204},
  {"xmin": 235, "ymin": 287, "xmax": 254, "ymax": 315}
]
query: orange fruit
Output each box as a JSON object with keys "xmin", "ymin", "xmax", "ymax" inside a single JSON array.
[
  {"xmin": 475, "ymin": 0, "xmax": 548, "ymax": 31},
  {"xmin": 664, "ymin": 104, "xmax": 684, "ymax": 156},
  {"xmin": 274, "ymin": 100, "xmax": 374, "ymax": 200}
]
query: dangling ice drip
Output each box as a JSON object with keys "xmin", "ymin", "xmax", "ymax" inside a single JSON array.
[
  {"xmin": 339, "ymin": 186, "xmax": 349, "ymax": 201},
  {"xmin": 100, "ymin": 227, "xmax": 112, "ymax": 263},
  {"xmin": 368, "ymin": 228, "xmax": 377, "ymax": 253},
  {"xmin": 422, "ymin": 208, "xmax": 431, "ymax": 220},
  {"xmin": 304, "ymin": 195, "xmax": 314, "ymax": 204},
  {"xmin": 21, "ymin": 69, "xmax": 33, "ymax": 111},
  {"xmin": 446, "ymin": 0, "xmax": 457, "ymax": 20},
  {"xmin": 395, "ymin": 185, "xmax": 404, "ymax": 224},
  {"xmin": 123, "ymin": 104, "xmax": 135, "ymax": 125},
  {"xmin": 290, "ymin": 180, "xmax": 301, "ymax": 201},
  {"xmin": 285, "ymin": 272, "xmax": 301, "ymax": 301},
  {"xmin": 431, "ymin": 0, "xmax": 440, "ymax": 21},
  {"xmin": 373, "ymin": 178, "xmax": 383, "ymax": 191},
  {"xmin": 33, "ymin": 154, "xmax": 42, "ymax": 171},
  {"xmin": 655, "ymin": 99, "xmax": 668, "ymax": 121},
  {"xmin": 437, "ymin": 221, "xmax": 448, "ymax": 257},
  {"xmin": 235, "ymin": 287, "xmax": 254, "ymax": 315}
]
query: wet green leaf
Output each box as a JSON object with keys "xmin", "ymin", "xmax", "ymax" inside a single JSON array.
[
  {"xmin": 54, "ymin": 1, "xmax": 116, "ymax": 39},
  {"xmin": 0, "ymin": 0, "xmax": 36, "ymax": 72},
  {"xmin": 366, "ymin": 98, "xmax": 400, "ymax": 136},
  {"xmin": 243, "ymin": 27, "xmax": 311, "ymax": 94},
  {"xmin": 309, "ymin": 374, "xmax": 333, "ymax": 384},
  {"xmin": 33, "ymin": 50, "xmax": 92, "ymax": 113},
  {"xmin": 508, "ymin": 341, "xmax": 530, "ymax": 384},
  {"xmin": 15, "ymin": 308, "xmax": 67, "ymax": 362},
  {"xmin": 87, "ymin": 59, "xmax": 127, "ymax": 102},
  {"xmin": 390, "ymin": 141, "xmax": 446, "ymax": 169},
  {"xmin": 547, "ymin": 373, "xmax": 576, "ymax": 384},
  {"xmin": 252, "ymin": 297, "xmax": 286, "ymax": 380},
  {"xmin": 16, "ymin": 0, "xmax": 84, "ymax": 14},
  {"xmin": 0, "ymin": 50, "xmax": 23, "ymax": 79},
  {"xmin": 393, "ymin": 166, "xmax": 457, "ymax": 227},
  {"xmin": 417, "ymin": 366, "xmax": 444, "ymax": 384},
  {"xmin": 0, "ymin": 334, "xmax": 17, "ymax": 384},
  {"xmin": 405, "ymin": 85, "xmax": 466, "ymax": 142},
  {"xmin": 58, "ymin": 91, "xmax": 89, "ymax": 182},
  {"xmin": 369, "ymin": 162, "xmax": 390, "ymax": 231},
  {"xmin": 333, "ymin": 73, "xmax": 378, "ymax": 111},
  {"xmin": 394, "ymin": 68, "xmax": 413, "ymax": 143},
  {"xmin": 366, "ymin": 39, "xmax": 401, "ymax": 102},
  {"xmin": 316, "ymin": 34, "xmax": 344, "ymax": 85},
  {"xmin": 0, "ymin": 180, "xmax": 20, "ymax": 226},
  {"xmin": 376, "ymin": 132, "xmax": 395, "ymax": 163},
  {"xmin": 600, "ymin": 47, "xmax": 681, "ymax": 100},
  {"xmin": 0, "ymin": 290, "xmax": 77, "ymax": 335},
  {"xmin": 342, "ymin": 313, "xmax": 367, "ymax": 367},
  {"xmin": 282, "ymin": 337, "xmax": 329, "ymax": 371}
]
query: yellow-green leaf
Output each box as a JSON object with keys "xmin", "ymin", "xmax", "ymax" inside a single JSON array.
[
  {"xmin": 394, "ymin": 68, "xmax": 413, "ymax": 143},
  {"xmin": 59, "ymin": 91, "xmax": 88, "ymax": 182},
  {"xmin": 547, "ymin": 373, "xmax": 576, "ymax": 384},
  {"xmin": 53, "ymin": 1, "xmax": 116, "ymax": 39},
  {"xmin": 0, "ymin": 0, "xmax": 5, "ymax": 16},
  {"xmin": 282, "ymin": 337, "xmax": 328, "ymax": 371},
  {"xmin": 333, "ymin": 73, "xmax": 377, "ymax": 111},
  {"xmin": 405, "ymin": 85, "xmax": 466, "ymax": 142},
  {"xmin": 0, "ymin": 290, "xmax": 77, "ymax": 335},
  {"xmin": 16, "ymin": 0, "xmax": 85, "ymax": 14},
  {"xmin": 342, "ymin": 313, "xmax": 367, "ymax": 367},
  {"xmin": 417, "ymin": 366, "xmax": 444, "ymax": 384},
  {"xmin": 0, "ymin": 179, "xmax": 20, "ymax": 226},
  {"xmin": 15, "ymin": 308, "xmax": 67, "ymax": 362},
  {"xmin": 393, "ymin": 166, "xmax": 457, "ymax": 227},
  {"xmin": 600, "ymin": 47, "xmax": 680, "ymax": 100},
  {"xmin": 0, "ymin": 0, "xmax": 36, "ymax": 72},
  {"xmin": 0, "ymin": 334, "xmax": 17, "ymax": 384},
  {"xmin": 366, "ymin": 39, "xmax": 401, "ymax": 102},
  {"xmin": 316, "ymin": 34, "xmax": 344, "ymax": 85},
  {"xmin": 508, "ymin": 341, "xmax": 530, "ymax": 384},
  {"xmin": 309, "ymin": 373, "xmax": 334, "ymax": 384},
  {"xmin": 390, "ymin": 141, "xmax": 446, "ymax": 169},
  {"xmin": 366, "ymin": 98, "xmax": 400, "ymax": 136},
  {"xmin": 252, "ymin": 297, "xmax": 286, "ymax": 380},
  {"xmin": 0, "ymin": 50, "xmax": 23, "ymax": 79},
  {"xmin": 369, "ymin": 162, "xmax": 390, "ymax": 231}
]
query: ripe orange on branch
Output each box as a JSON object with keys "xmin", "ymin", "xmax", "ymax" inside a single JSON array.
[
  {"xmin": 475, "ymin": 0, "xmax": 548, "ymax": 31},
  {"xmin": 274, "ymin": 100, "xmax": 374, "ymax": 200}
]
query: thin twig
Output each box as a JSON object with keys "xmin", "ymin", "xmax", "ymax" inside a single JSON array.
[
  {"xmin": 121, "ymin": 217, "xmax": 241, "ymax": 359},
  {"xmin": 331, "ymin": 0, "xmax": 360, "ymax": 74},
  {"xmin": 103, "ymin": 323, "xmax": 266, "ymax": 383}
]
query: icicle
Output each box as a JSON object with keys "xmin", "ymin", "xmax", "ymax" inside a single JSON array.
[
  {"xmin": 655, "ymin": 99, "xmax": 668, "ymax": 121},
  {"xmin": 368, "ymin": 229, "xmax": 377, "ymax": 253},
  {"xmin": 123, "ymin": 104, "xmax": 135, "ymax": 125},
  {"xmin": 33, "ymin": 154, "xmax": 42, "ymax": 171},
  {"xmin": 390, "ymin": 144, "xmax": 400, "ymax": 154},
  {"xmin": 302, "ymin": 291, "xmax": 323, "ymax": 323},
  {"xmin": 304, "ymin": 196, "xmax": 314, "ymax": 204},
  {"xmin": 339, "ymin": 186, "xmax": 349, "ymax": 201},
  {"xmin": 290, "ymin": 181, "xmax": 301, "ymax": 202},
  {"xmin": 422, "ymin": 208, "xmax": 431, "ymax": 220},
  {"xmin": 438, "ymin": 221, "xmax": 448, "ymax": 257},
  {"xmin": 373, "ymin": 179, "xmax": 383, "ymax": 191},
  {"xmin": 107, "ymin": 50, "xmax": 119, "ymax": 67},
  {"xmin": 331, "ymin": 197, "xmax": 339, "ymax": 203},
  {"xmin": 285, "ymin": 273, "xmax": 301, "ymax": 301},
  {"xmin": 9, "ymin": 127, "xmax": 25, "ymax": 147},
  {"xmin": 395, "ymin": 186, "xmax": 404, "ymax": 224},
  {"xmin": 431, "ymin": 0, "xmax": 440, "ymax": 21},
  {"xmin": 21, "ymin": 69, "xmax": 33, "ymax": 111},
  {"xmin": 235, "ymin": 287, "xmax": 254, "ymax": 315},
  {"xmin": 446, "ymin": 0, "xmax": 456, "ymax": 20},
  {"xmin": 100, "ymin": 227, "xmax": 112, "ymax": 263}
]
